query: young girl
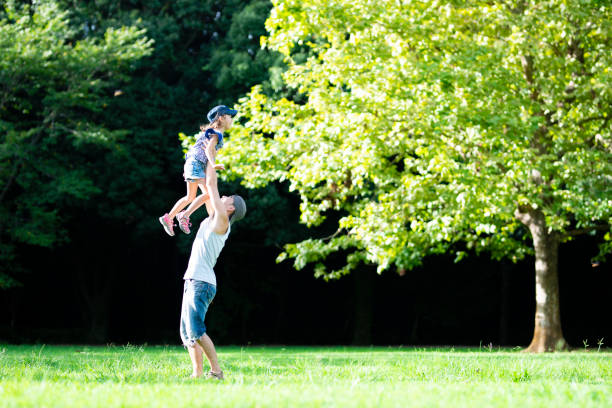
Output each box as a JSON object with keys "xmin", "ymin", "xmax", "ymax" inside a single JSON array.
[{"xmin": 159, "ymin": 105, "xmax": 237, "ymax": 236}]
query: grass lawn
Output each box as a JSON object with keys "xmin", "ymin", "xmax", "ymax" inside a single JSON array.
[{"xmin": 0, "ymin": 345, "xmax": 610, "ymax": 407}]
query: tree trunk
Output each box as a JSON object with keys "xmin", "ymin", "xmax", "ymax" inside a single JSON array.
[
  {"xmin": 70, "ymin": 244, "xmax": 114, "ymax": 344},
  {"xmin": 516, "ymin": 208, "xmax": 568, "ymax": 352},
  {"xmin": 352, "ymin": 267, "xmax": 373, "ymax": 345},
  {"xmin": 75, "ymin": 260, "xmax": 112, "ymax": 343},
  {"xmin": 86, "ymin": 291, "xmax": 111, "ymax": 343},
  {"xmin": 498, "ymin": 262, "xmax": 511, "ymax": 345}
]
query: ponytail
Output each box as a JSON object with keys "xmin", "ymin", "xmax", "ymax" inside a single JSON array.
[{"xmin": 200, "ymin": 119, "xmax": 216, "ymax": 132}]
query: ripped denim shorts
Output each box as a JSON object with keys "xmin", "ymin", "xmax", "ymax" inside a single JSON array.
[
  {"xmin": 179, "ymin": 279, "xmax": 216, "ymax": 347},
  {"xmin": 183, "ymin": 157, "xmax": 207, "ymax": 183}
]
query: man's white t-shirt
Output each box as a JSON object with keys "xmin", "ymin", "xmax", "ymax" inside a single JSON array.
[{"xmin": 183, "ymin": 217, "xmax": 230, "ymax": 286}]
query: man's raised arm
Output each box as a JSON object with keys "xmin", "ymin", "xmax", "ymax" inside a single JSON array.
[{"xmin": 205, "ymin": 162, "xmax": 230, "ymax": 234}]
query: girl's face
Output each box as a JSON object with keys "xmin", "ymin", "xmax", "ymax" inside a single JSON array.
[{"xmin": 220, "ymin": 114, "xmax": 233, "ymax": 130}]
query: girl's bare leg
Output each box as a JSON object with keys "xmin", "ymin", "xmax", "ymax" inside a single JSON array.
[
  {"xmin": 183, "ymin": 183, "xmax": 210, "ymax": 218},
  {"xmin": 168, "ymin": 180, "xmax": 200, "ymax": 219}
]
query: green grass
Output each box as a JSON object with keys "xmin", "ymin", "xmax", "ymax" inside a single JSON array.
[{"xmin": 0, "ymin": 345, "xmax": 610, "ymax": 407}]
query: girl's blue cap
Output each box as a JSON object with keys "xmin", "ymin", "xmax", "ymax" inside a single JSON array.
[{"xmin": 207, "ymin": 105, "xmax": 238, "ymax": 122}]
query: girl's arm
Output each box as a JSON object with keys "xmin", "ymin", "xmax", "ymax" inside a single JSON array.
[
  {"xmin": 204, "ymin": 134, "xmax": 224, "ymax": 170},
  {"xmin": 204, "ymin": 134, "xmax": 217, "ymax": 166}
]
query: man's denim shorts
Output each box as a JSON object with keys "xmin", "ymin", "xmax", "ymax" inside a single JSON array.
[
  {"xmin": 183, "ymin": 157, "xmax": 207, "ymax": 182},
  {"xmin": 180, "ymin": 279, "xmax": 216, "ymax": 347}
]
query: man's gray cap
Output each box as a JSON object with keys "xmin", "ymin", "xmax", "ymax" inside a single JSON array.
[{"xmin": 229, "ymin": 195, "xmax": 246, "ymax": 225}]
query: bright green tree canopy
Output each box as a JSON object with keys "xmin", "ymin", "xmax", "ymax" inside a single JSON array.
[{"xmin": 223, "ymin": 0, "xmax": 612, "ymax": 278}]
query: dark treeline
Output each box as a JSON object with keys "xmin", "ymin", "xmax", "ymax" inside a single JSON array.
[{"xmin": 0, "ymin": 0, "xmax": 610, "ymax": 347}]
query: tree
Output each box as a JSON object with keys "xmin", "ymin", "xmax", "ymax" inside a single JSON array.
[
  {"xmin": 223, "ymin": 0, "xmax": 612, "ymax": 351},
  {"xmin": 0, "ymin": 0, "xmax": 152, "ymax": 289},
  {"xmin": 1, "ymin": 0, "xmax": 305, "ymax": 342}
]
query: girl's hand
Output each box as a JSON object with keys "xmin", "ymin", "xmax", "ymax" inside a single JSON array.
[{"xmin": 213, "ymin": 163, "xmax": 225, "ymax": 171}]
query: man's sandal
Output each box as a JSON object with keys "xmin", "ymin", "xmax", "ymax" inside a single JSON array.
[{"xmin": 206, "ymin": 370, "xmax": 224, "ymax": 380}]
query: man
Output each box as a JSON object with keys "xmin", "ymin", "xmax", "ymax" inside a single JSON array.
[{"xmin": 179, "ymin": 161, "xmax": 246, "ymax": 379}]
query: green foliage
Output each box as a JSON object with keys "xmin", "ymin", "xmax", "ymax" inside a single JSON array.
[
  {"xmin": 0, "ymin": 0, "xmax": 294, "ymax": 293},
  {"xmin": 207, "ymin": 0, "xmax": 285, "ymax": 102},
  {"xmin": 57, "ymin": 0, "xmax": 289, "ymax": 228},
  {"xmin": 0, "ymin": 345, "xmax": 610, "ymax": 407},
  {"xmin": 225, "ymin": 0, "xmax": 612, "ymax": 277},
  {"xmin": 0, "ymin": 0, "xmax": 152, "ymax": 287}
]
